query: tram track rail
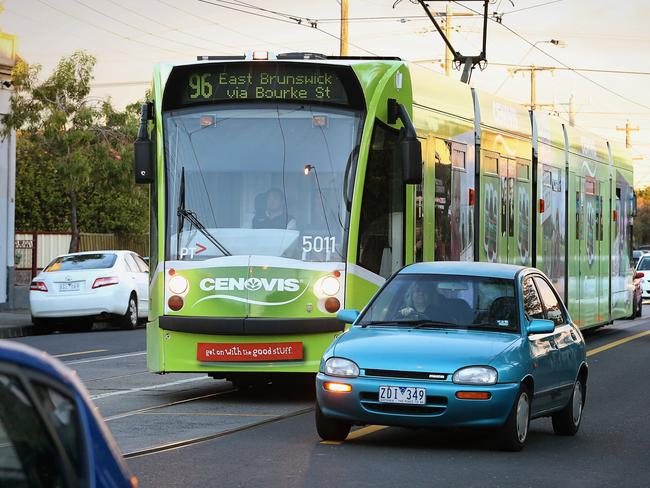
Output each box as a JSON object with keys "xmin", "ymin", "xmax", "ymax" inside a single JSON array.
[
  {"xmin": 123, "ymin": 407, "xmax": 314, "ymax": 459},
  {"xmin": 105, "ymin": 387, "xmax": 237, "ymax": 421}
]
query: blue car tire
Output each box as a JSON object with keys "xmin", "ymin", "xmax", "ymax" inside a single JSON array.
[
  {"xmin": 552, "ymin": 377, "xmax": 586, "ymax": 436},
  {"xmin": 499, "ymin": 386, "xmax": 531, "ymax": 452},
  {"xmin": 316, "ymin": 404, "xmax": 351, "ymax": 441}
]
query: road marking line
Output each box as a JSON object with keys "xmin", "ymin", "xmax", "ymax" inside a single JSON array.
[
  {"xmin": 65, "ymin": 351, "xmax": 146, "ymax": 365},
  {"xmin": 134, "ymin": 412, "xmax": 275, "ymax": 417},
  {"xmin": 90, "ymin": 376, "xmax": 210, "ymax": 400},
  {"xmin": 54, "ymin": 349, "xmax": 107, "ymax": 358},
  {"xmin": 587, "ymin": 329, "xmax": 650, "ymax": 357},
  {"xmin": 320, "ymin": 424, "xmax": 388, "ymax": 445}
]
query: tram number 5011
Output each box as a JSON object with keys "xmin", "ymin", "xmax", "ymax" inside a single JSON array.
[{"xmin": 303, "ymin": 236, "xmax": 336, "ymax": 254}]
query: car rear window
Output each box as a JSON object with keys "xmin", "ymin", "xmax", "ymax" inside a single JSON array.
[{"xmin": 45, "ymin": 253, "xmax": 117, "ymax": 272}]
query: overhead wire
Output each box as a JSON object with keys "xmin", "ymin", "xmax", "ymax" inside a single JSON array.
[
  {"xmin": 198, "ymin": 0, "xmax": 379, "ymax": 56},
  {"xmin": 153, "ymin": 0, "xmax": 294, "ymax": 52},
  {"xmin": 451, "ymin": 1, "xmax": 650, "ymax": 111},
  {"xmin": 499, "ymin": 0, "xmax": 565, "ymax": 17},
  {"xmin": 71, "ymin": 0, "xmax": 210, "ymax": 53},
  {"xmin": 35, "ymin": 0, "xmax": 183, "ymax": 55},
  {"xmin": 107, "ymin": 0, "xmax": 241, "ymax": 52}
]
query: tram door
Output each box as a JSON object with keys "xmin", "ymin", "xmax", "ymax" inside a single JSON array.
[
  {"xmin": 576, "ymin": 176, "xmax": 601, "ymax": 326},
  {"xmin": 497, "ymin": 157, "xmax": 531, "ymax": 265}
]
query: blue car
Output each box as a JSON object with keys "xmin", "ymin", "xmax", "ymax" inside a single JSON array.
[
  {"xmin": 0, "ymin": 340, "xmax": 135, "ymax": 487},
  {"xmin": 316, "ymin": 262, "xmax": 587, "ymax": 451}
]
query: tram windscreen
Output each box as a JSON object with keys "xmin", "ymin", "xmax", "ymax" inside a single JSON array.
[{"xmin": 164, "ymin": 103, "xmax": 362, "ymax": 262}]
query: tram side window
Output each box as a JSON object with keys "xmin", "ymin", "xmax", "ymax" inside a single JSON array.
[{"xmin": 358, "ymin": 121, "xmax": 404, "ymax": 278}]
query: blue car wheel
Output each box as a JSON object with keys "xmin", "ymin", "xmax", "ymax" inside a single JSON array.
[
  {"xmin": 552, "ymin": 376, "xmax": 586, "ymax": 436},
  {"xmin": 315, "ymin": 404, "xmax": 351, "ymax": 441},
  {"xmin": 499, "ymin": 386, "xmax": 531, "ymax": 452}
]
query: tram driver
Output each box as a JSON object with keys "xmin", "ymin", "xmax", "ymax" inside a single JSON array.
[{"xmin": 252, "ymin": 188, "xmax": 297, "ymax": 230}]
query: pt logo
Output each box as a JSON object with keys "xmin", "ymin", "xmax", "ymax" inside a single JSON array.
[{"xmin": 179, "ymin": 243, "xmax": 207, "ymax": 259}]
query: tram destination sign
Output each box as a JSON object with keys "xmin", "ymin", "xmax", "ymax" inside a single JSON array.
[{"xmin": 164, "ymin": 63, "xmax": 354, "ymax": 109}]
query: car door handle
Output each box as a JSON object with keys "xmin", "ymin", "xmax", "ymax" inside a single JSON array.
[
  {"xmin": 570, "ymin": 331, "xmax": 577, "ymax": 341},
  {"xmin": 549, "ymin": 339, "xmax": 559, "ymax": 350}
]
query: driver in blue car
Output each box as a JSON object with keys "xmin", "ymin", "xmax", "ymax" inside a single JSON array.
[{"xmin": 397, "ymin": 281, "xmax": 442, "ymax": 319}]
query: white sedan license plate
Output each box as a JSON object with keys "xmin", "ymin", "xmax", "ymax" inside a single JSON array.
[
  {"xmin": 59, "ymin": 282, "xmax": 80, "ymax": 292},
  {"xmin": 379, "ymin": 386, "xmax": 426, "ymax": 405}
]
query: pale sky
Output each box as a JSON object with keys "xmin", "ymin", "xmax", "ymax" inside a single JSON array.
[{"xmin": 3, "ymin": 0, "xmax": 650, "ymax": 186}]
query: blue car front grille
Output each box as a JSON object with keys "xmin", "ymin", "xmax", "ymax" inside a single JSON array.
[
  {"xmin": 363, "ymin": 369, "xmax": 448, "ymax": 381},
  {"xmin": 359, "ymin": 392, "xmax": 448, "ymax": 416}
]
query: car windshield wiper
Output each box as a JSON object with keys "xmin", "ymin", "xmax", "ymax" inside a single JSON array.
[
  {"xmin": 398, "ymin": 320, "xmax": 458, "ymax": 329},
  {"xmin": 359, "ymin": 320, "xmax": 400, "ymax": 328},
  {"xmin": 177, "ymin": 167, "xmax": 231, "ymax": 258}
]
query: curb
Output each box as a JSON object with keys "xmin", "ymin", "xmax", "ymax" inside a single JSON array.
[{"xmin": 0, "ymin": 324, "xmax": 36, "ymax": 339}]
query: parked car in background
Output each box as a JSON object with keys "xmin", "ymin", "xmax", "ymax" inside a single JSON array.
[
  {"xmin": 316, "ymin": 262, "xmax": 587, "ymax": 451},
  {"xmin": 636, "ymin": 254, "xmax": 650, "ymax": 300},
  {"xmin": 631, "ymin": 270, "xmax": 644, "ymax": 318},
  {"xmin": 30, "ymin": 251, "xmax": 149, "ymax": 333},
  {"xmin": 0, "ymin": 340, "xmax": 135, "ymax": 487},
  {"xmin": 632, "ymin": 249, "xmax": 649, "ymax": 267}
]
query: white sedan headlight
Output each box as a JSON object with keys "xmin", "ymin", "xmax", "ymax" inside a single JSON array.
[
  {"xmin": 452, "ymin": 366, "xmax": 497, "ymax": 385},
  {"xmin": 323, "ymin": 357, "xmax": 360, "ymax": 378}
]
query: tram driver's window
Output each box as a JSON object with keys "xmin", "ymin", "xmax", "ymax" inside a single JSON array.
[{"xmin": 357, "ymin": 120, "xmax": 403, "ymax": 278}]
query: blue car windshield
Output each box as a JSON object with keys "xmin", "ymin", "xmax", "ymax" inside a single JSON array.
[{"xmin": 357, "ymin": 274, "xmax": 519, "ymax": 332}]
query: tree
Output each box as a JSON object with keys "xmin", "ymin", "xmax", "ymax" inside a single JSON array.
[
  {"xmin": 3, "ymin": 51, "xmax": 147, "ymax": 250},
  {"xmin": 634, "ymin": 187, "xmax": 650, "ymax": 247}
]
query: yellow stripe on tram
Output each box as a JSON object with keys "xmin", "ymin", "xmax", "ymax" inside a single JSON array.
[{"xmin": 321, "ymin": 327, "xmax": 650, "ymax": 445}]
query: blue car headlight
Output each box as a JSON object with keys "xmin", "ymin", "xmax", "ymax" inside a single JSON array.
[
  {"xmin": 323, "ymin": 357, "xmax": 360, "ymax": 378},
  {"xmin": 452, "ymin": 366, "xmax": 498, "ymax": 385}
]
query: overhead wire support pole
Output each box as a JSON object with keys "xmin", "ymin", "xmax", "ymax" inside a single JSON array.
[
  {"xmin": 416, "ymin": 0, "xmax": 489, "ymax": 83},
  {"xmin": 617, "ymin": 120, "xmax": 640, "ymax": 149},
  {"xmin": 340, "ymin": 0, "xmax": 349, "ymax": 56}
]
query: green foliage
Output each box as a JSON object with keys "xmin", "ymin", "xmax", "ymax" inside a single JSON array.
[
  {"xmin": 634, "ymin": 187, "xmax": 650, "ymax": 247},
  {"xmin": 4, "ymin": 51, "xmax": 148, "ymax": 242}
]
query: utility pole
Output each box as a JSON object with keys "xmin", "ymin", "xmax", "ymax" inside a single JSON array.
[
  {"xmin": 510, "ymin": 65, "xmax": 555, "ymax": 111},
  {"xmin": 444, "ymin": 2, "xmax": 452, "ymax": 76},
  {"xmin": 568, "ymin": 94, "xmax": 575, "ymax": 127},
  {"xmin": 617, "ymin": 120, "xmax": 640, "ymax": 149},
  {"xmin": 340, "ymin": 0, "xmax": 349, "ymax": 56},
  {"xmin": 441, "ymin": 3, "xmax": 473, "ymax": 77}
]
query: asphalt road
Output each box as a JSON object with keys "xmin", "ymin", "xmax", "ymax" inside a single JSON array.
[{"xmin": 11, "ymin": 313, "xmax": 650, "ymax": 488}]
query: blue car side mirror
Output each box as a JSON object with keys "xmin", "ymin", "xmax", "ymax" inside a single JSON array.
[
  {"xmin": 337, "ymin": 309, "xmax": 360, "ymax": 324},
  {"xmin": 528, "ymin": 318, "xmax": 555, "ymax": 335}
]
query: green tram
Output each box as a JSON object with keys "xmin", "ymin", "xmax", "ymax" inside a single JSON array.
[{"xmin": 134, "ymin": 53, "xmax": 635, "ymax": 380}]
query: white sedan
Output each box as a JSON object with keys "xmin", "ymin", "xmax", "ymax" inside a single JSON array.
[{"xmin": 30, "ymin": 250, "xmax": 149, "ymax": 333}]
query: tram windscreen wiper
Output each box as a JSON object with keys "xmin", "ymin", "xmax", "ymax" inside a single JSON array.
[{"xmin": 176, "ymin": 167, "xmax": 231, "ymax": 258}]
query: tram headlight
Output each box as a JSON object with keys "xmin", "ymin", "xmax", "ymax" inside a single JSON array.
[
  {"xmin": 168, "ymin": 275, "xmax": 189, "ymax": 295},
  {"xmin": 323, "ymin": 357, "xmax": 359, "ymax": 378},
  {"xmin": 321, "ymin": 276, "xmax": 340, "ymax": 296}
]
